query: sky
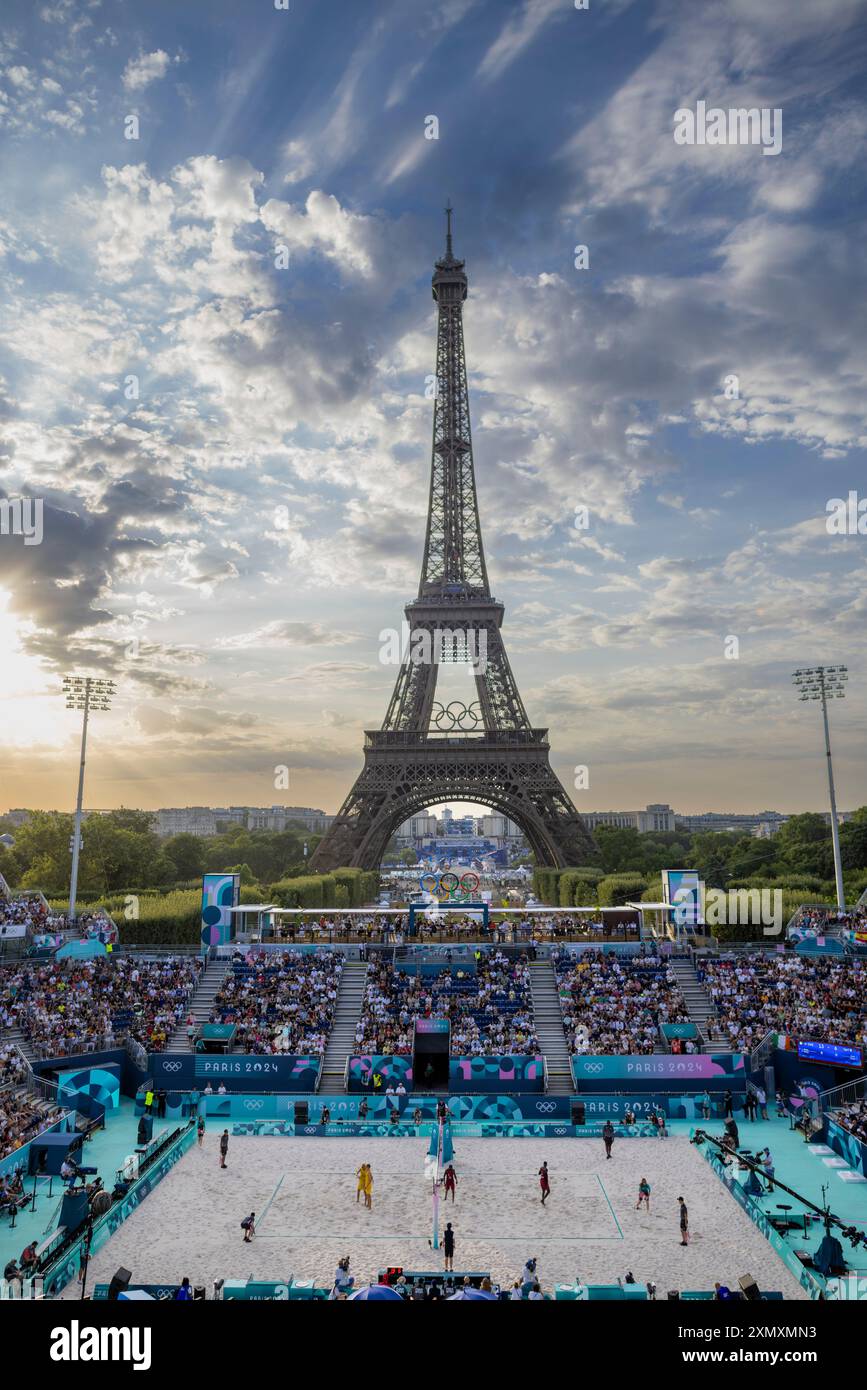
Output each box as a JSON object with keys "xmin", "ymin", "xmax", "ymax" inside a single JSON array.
[{"xmin": 0, "ymin": 0, "xmax": 866, "ymax": 819}]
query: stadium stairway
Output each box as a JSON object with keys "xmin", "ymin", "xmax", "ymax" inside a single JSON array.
[
  {"xmin": 166, "ymin": 955, "xmax": 229, "ymax": 1051},
  {"xmin": 667, "ymin": 957, "xmax": 728, "ymax": 1052},
  {"xmin": 318, "ymin": 960, "xmax": 368, "ymax": 1092},
  {"xmin": 4, "ymin": 1023, "xmax": 35, "ymax": 1065},
  {"xmin": 528, "ymin": 960, "xmax": 575, "ymax": 1095}
]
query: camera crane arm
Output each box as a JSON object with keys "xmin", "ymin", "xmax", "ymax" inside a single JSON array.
[{"xmin": 691, "ymin": 1128, "xmax": 866, "ymax": 1242}]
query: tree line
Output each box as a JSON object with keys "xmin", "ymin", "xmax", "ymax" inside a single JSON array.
[{"xmin": 0, "ymin": 810, "xmax": 322, "ymax": 898}]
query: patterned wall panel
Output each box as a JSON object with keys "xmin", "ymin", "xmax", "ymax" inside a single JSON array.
[{"xmin": 201, "ymin": 872, "xmax": 240, "ymax": 949}]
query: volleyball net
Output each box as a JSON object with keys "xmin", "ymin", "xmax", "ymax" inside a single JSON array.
[{"xmin": 431, "ymin": 1118, "xmax": 444, "ymax": 1250}]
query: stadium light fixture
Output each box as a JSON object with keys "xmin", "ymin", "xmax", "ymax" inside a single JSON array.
[
  {"xmin": 792, "ymin": 666, "xmax": 848, "ymax": 911},
  {"xmin": 62, "ymin": 676, "xmax": 116, "ymax": 924}
]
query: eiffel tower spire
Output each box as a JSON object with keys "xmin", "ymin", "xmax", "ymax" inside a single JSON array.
[
  {"xmin": 310, "ymin": 214, "xmax": 597, "ymax": 873},
  {"xmin": 420, "ymin": 202, "xmax": 488, "ymax": 598},
  {"xmin": 381, "ymin": 212, "xmax": 530, "ymax": 735}
]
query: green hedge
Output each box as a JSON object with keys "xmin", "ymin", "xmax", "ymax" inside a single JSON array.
[
  {"xmin": 330, "ymin": 868, "xmax": 379, "ymax": 907},
  {"xmin": 111, "ymin": 920, "xmax": 201, "ymax": 946},
  {"xmin": 533, "ymin": 868, "xmax": 561, "ymax": 905},
  {"xmin": 270, "ymin": 874, "xmax": 333, "ymax": 909},
  {"xmin": 596, "ymin": 873, "xmax": 648, "ymax": 908},
  {"xmin": 269, "ymin": 869, "xmax": 380, "ymax": 910},
  {"xmin": 558, "ymin": 868, "xmax": 603, "ymax": 907}
]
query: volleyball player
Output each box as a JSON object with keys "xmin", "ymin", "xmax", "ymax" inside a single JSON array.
[{"xmin": 538, "ymin": 1161, "xmax": 550, "ymax": 1205}]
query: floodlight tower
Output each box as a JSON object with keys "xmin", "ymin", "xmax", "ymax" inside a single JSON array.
[
  {"xmin": 792, "ymin": 665, "xmax": 848, "ymax": 911},
  {"xmin": 62, "ymin": 676, "xmax": 115, "ymax": 924}
]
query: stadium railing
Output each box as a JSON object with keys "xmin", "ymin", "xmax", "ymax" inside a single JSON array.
[
  {"xmin": 749, "ymin": 1030, "xmax": 777, "ymax": 1074},
  {"xmin": 125, "ymin": 1035, "xmax": 149, "ymax": 1072},
  {"xmin": 819, "ymin": 1075, "xmax": 866, "ymax": 1115},
  {"xmin": 10, "ymin": 1042, "xmax": 62, "ymax": 1109}
]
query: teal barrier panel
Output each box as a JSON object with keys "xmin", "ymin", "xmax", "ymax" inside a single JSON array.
[
  {"xmin": 660, "ymin": 1023, "xmax": 698, "ymax": 1040},
  {"xmin": 220, "ymin": 1279, "xmax": 327, "ymax": 1300},
  {"xmin": 43, "ymin": 1121, "xmax": 197, "ymax": 1297}
]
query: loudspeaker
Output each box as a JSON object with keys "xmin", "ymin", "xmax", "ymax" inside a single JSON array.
[
  {"xmin": 294, "ymin": 1101, "xmax": 309, "ymax": 1125},
  {"xmin": 108, "ymin": 1267, "xmax": 132, "ymax": 1300},
  {"xmin": 667, "ymin": 1290, "xmax": 680, "ymax": 1300},
  {"xmin": 137, "ymin": 1116, "xmax": 153, "ymax": 1144},
  {"xmin": 571, "ymin": 1102, "xmax": 586, "ymax": 1126},
  {"xmin": 738, "ymin": 1274, "xmax": 761, "ymax": 1301},
  {"xmin": 193, "ymin": 1286, "xmax": 206, "ymax": 1300}
]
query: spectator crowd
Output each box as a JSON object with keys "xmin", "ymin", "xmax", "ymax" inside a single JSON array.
[
  {"xmin": 834, "ymin": 1098, "xmax": 867, "ymax": 1144},
  {"xmin": 356, "ymin": 952, "xmax": 538, "ymax": 1056},
  {"xmin": 793, "ymin": 906, "xmax": 867, "ymax": 933},
  {"xmin": 700, "ymin": 953, "xmax": 867, "ymax": 1052},
  {"xmin": 0, "ymin": 1087, "xmax": 64, "ymax": 1162},
  {"xmin": 1, "ymin": 1040, "xmax": 64, "ymax": 1164},
  {"xmin": 554, "ymin": 951, "xmax": 689, "ymax": 1054},
  {"xmin": 0, "ymin": 893, "xmax": 116, "ymax": 937},
  {"xmin": 212, "ymin": 950, "xmax": 343, "ymax": 1054},
  {"xmin": 0, "ymin": 957, "xmax": 202, "ymax": 1056}
]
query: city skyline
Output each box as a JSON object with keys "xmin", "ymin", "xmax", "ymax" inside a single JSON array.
[{"xmin": 1, "ymin": 0, "xmax": 866, "ymax": 818}]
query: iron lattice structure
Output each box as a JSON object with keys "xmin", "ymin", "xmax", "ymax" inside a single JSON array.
[{"xmin": 311, "ymin": 210, "xmax": 596, "ymax": 871}]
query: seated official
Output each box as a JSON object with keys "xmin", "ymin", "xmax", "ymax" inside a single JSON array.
[{"xmin": 60, "ymin": 1157, "xmax": 81, "ymax": 1185}]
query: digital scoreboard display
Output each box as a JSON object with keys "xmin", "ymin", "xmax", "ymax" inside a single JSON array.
[{"xmin": 797, "ymin": 1039, "xmax": 863, "ymax": 1069}]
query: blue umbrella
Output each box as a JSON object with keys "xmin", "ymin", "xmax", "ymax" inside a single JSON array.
[
  {"xmin": 348, "ymin": 1284, "xmax": 405, "ymax": 1301},
  {"xmin": 447, "ymin": 1288, "xmax": 498, "ymax": 1300}
]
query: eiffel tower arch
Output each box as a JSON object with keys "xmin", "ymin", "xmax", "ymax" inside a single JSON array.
[{"xmin": 311, "ymin": 208, "xmax": 596, "ymax": 873}]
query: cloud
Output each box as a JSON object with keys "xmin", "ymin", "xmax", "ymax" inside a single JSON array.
[
  {"xmin": 477, "ymin": 0, "xmax": 565, "ymax": 83},
  {"xmin": 122, "ymin": 50, "xmax": 177, "ymax": 92},
  {"xmin": 217, "ymin": 620, "xmax": 357, "ymax": 650}
]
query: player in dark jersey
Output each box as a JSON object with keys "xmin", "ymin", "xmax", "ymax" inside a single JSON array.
[{"xmin": 538, "ymin": 1161, "xmax": 550, "ymax": 1205}]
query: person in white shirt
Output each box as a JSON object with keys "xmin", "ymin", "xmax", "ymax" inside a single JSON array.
[{"xmin": 330, "ymin": 1256, "xmax": 354, "ymax": 1299}]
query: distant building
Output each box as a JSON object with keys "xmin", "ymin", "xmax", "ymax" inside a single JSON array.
[
  {"xmin": 154, "ymin": 805, "xmax": 332, "ymax": 837},
  {"xmin": 582, "ymin": 804, "xmax": 676, "ymax": 834},
  {"xmin": 397, "ymin": 815, "xmax": 438, "ymax": 840},
  {"xmin": 155, "ymin": 807, "xmax": 219, "ymax": 837},
  {"xmin": 753, "ymin": 819, "xmax": 785, "ymax": 839},
  {"xmin": 396, "ymin": 808, "xmax": 526, "ymax": 854},
  {"xmin": 675, "ymin": 811, "xmax": 787, "ymax": 836}
]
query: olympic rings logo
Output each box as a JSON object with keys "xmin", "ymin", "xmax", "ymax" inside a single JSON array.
[
  {"xmin": 582, "ymin": 1063, "xmax": 604, "ymax": 1075},
  {"xmin": 244, "ymin": 1099, "xmax": 264, "ymax": 1111},
  {"xmin": 419, "ymin": 870, "xmax": 481, "ymax": 900},
  {"xmin": 536, "ymin": 1101, "xmax": 556, "ymax": 1113},
  {"xmin": 163, "ymin": 1061, "xmax": 182, "ymax": 1073}
]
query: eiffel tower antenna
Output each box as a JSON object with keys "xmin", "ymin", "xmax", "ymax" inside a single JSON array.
[{"xmin": 311, "ymin": 216, "xmax": 596, "ymax": 872}]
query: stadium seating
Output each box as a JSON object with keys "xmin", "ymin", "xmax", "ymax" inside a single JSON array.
[
  {"xmin": 699, "ymin": 953, "xmax": 867, "ymax": 1052},
  {"xmin": 211, "ymin": 950, "xmax": 343, "ymax": 1054},
  {"xmin": 0, "ymin": 957, "xmax": 202, "ymax": 1057},
  {"xmin": 553, "ymin": 950, "xmax": 689, "ymax": 1054},
  {"xmin": 356, "ymin": 953, "xmax": 538, "ymax": 1056}
]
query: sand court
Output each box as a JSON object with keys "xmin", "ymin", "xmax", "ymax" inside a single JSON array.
[
  {"xmin": 69, "ymin": 1134, "xmax": 809, "ymax": 1298},
  {"xmin": 256, "ymin": 1167, "xmax": 621, "ymax": 1243}
]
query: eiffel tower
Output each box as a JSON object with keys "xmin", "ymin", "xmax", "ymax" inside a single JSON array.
[{"xmin": 311, "ymin": 208, "xmax": 596, "ymax": 871}]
